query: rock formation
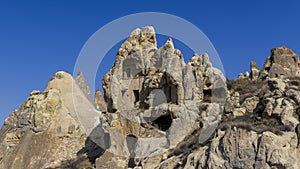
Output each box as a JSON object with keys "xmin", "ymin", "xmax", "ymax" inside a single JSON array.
[
  {"xmin": 260, "ymin": 47, "xmax": 300, "ymax": 79},
  {"xmin": 75, "ymin": 72, "xmax": 93, "ymax": 101},
  {"xmin": 0, "ymin": 26, "xmax": 300, "ymax": 169},
  {"xmin": 0, "ymin": 72, "xmax": 95, "ymax": 168},
  {"xmin": 250, "ymin": 61, "xmax": 260, "ymax": 80},
  {"xmin": 240, "ymin": 46, "xmax": 300, "ymax": 81},
  {"xmin": 94, "ymin": 90, "xmax": 107, "ymax": 112}
]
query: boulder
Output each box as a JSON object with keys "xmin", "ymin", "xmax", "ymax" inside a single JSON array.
[
  {"xmin": 241, "ymin": 96, "xmax": 259, "ymax": 113},
  {"xmin": 268, "ymin": 78, "xmax": 286, "ymax": 92}
]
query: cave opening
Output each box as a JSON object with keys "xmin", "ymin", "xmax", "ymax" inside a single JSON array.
[
  {"xmin": 203, "ymin": 89, "xmax": 212, "ymax": 102},
  {"xmin": 151, "ymin": 114, "xmax": 172, "ymax": 131},
  {"xmin": 133, "ymin": 90, "xmax": 139, "ymax": 104}
]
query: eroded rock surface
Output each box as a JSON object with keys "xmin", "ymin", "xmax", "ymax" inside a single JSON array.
[
  {"xmin": 1, "ymin": 27, "xmax": 300, "ymax": 169},
  {"xmin": 0, "ymin": 71, "xmax": 97, "ymax": 169}
]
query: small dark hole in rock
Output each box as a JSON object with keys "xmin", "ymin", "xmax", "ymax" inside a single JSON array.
[
  {"xmin": 151, "ymin": 114, "xmax": 172, "ymax": 131},
  {"xmin": 133, "ymin": 90, "xmax": 139, "ymax": 104}
]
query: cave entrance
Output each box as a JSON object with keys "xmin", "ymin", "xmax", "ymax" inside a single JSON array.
[
  {"xmin": 203, "ymin": 89, "xmax": 212, "ymax": 102},
  {"xmin": 151, "ymin": 114, "xmax": 172, "ymax": 131},
  {"xmin": 133, "ymin": 90, "xmax": 139, "ymax": 104}
]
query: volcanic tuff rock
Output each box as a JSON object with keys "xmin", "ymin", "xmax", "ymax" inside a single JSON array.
[
  {"xmin": 75, "ymin": 72, "xmax": 93, "ymax": 102},
  {"xmin": 94, "ymin": 90, "xmax": 107, "ymax": 112},
  {"xmin": 1, "ymin": 26, "xmax": 300, "ymax": 169},
  {"xmin": 0, "ymin": 71, "xmax": 94, "ymax": 168},
  {"xmin": 260, "ymin": 47, "xmax": 300, "ymax": 79},
  {"xmin": 241, "ymin": 46, "xmax": 300, "ymax": 81},
  {"xmin": 100, "ymin": 26, "xmax": 226, "ymax": 161}
]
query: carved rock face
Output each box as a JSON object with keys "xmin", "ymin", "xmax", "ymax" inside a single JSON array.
[{"xmin": 100, "ymin": 26, "xmax": 226, "ymax": 158}]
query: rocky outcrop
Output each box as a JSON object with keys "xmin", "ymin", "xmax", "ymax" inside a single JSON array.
[
  {"xmin": 260, "ymin": 47, "xmax": 300, "ymax": 79},
  {"xmin": 0, "ymin": 71, "xmax": 97, "ymax": 169},
  {"xmin": 99, "ymin": 26, "xmax": 226, "ymax": 166},
  {"xmin": 184, "ymin": 128, "xmax": 299, "ymax": 168},
  {"xmin": 241, "ymin": 46, "xmax": 300, "ymax": 81},
  {"xmin": 1, "ymin": 26, "xmax": 300, "ymax": 169}
]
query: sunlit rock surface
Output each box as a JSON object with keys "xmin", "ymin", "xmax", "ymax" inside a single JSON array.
[{"xmin": 0, "ymin": 27, "xmax": 300, "ymax": 169}]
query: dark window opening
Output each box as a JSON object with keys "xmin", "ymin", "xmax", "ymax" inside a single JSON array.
[
  {"xmin": 151, "ymin": 114, "xmax": 172, "ymax": 131},
  {"xmin": 265, "ymin": 67, "xmax": 271, "ymax": 71},
  {"xmin": 203, "ymin": 89, "xmax": 212, "ymax": 102},
  {"xmin": 133, "ymin": 90, "xmax": 139, "ymax": 104},
  {"xmin": 128, "ymin": 158, "xmax": 136, "ymax": 168},
  {"xmin": 291, "ymin": 81, "xmax": 299, "ymax": 86},
  {"xmin": 270, "ymin": 56, "xmax": 274, "ymax": 64}
]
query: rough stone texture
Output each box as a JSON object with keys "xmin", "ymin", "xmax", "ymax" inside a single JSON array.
[
  {"xmin": 225, "ymin": 91, "xmax": 240, "ymax": 113},
  {"xmin": 250, "ymin": 61, "xmax": 260, "ymax": 80},
  {"xmin": 100, "ymin": 26, "xmax": 226, "ymax": 162},
  {"xmin": 1, "ymin": 27, "xmax": 300, "ymax": 169},
  {"xmin": 241, "ymin": 96, "xmax": 259, "ymax": 113},
  {"xmin": 260, "ymin": 47, "xmax": 300, "ymax": 79},
  {"xmin": 94, "ymin": 89, "xmax": 107, "ymax": 112},
  {"xmin": 239, "ymin": 46, "xmax": 300, "ymax": 81},
  {"xmin": 0, "ymin": 71, "xmax": 97, "ymax": 169},
  {"xmin": 238, "ymin": 73, "xmax": 245, "ymax": 80},
  {"xmin": 75, "ymin": 72, "xmax": 93, "ymax": 101},
  {"xmin": 232, "ymin": 107, "xmax": 246, "ymax": 117}
]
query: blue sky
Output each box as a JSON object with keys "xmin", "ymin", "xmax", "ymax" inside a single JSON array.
[{"xmin": 0, "ymin": 0, "xmax": 299, "ymax": 126}]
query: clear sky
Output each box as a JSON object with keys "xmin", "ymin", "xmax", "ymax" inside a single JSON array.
[{"xmin": 0, "ymin": 0, "xmax": 299, "ymax": 127}]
